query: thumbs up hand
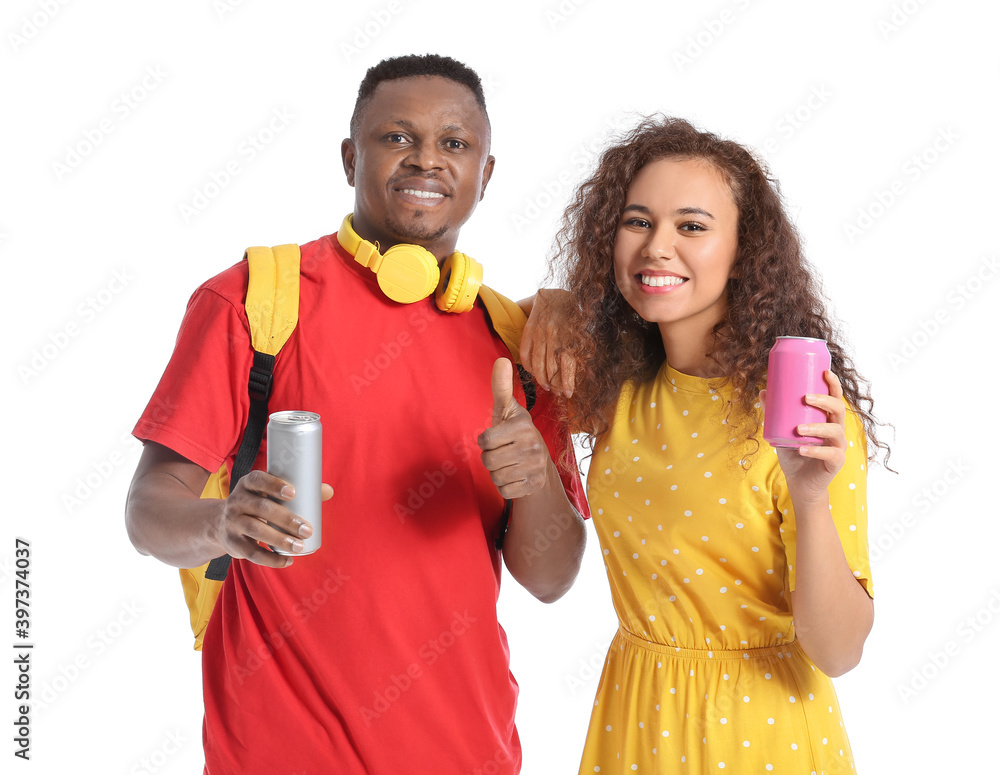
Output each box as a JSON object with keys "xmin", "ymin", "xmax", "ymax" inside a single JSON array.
[{"xmin": 477, "ymin": 358, "xmax": 552, "ymax": 499}]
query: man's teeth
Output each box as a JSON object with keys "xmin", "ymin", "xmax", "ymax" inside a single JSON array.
[
  {"xmin": 641, "ymin": 275, "xmax": 685, "ymax": 287},
  {"xmin": 401, "ymin": 188, "xmax": 444, "ymax": 199}
]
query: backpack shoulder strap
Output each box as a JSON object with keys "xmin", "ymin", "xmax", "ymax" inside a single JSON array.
[
  {"xmin": 477, "ymin": 284, "xmax": 526, "ymax": 362},
  {"xmin": 204, "ymin": 244, "xmax": 301, "ymax": 582},
  {"xmin": 477, "ymin": 284, "xmax": 535, "ymax": 413},
  {"xmin": 245, "ymin": 243, "xmax": 301, "ymax": 355}
]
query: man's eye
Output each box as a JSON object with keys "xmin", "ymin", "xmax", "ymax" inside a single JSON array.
[
  {"xmin": 445, "ymin": 139, "xmax": 466, "ymax": 150},
  {"xmin": 387, "ymin": 133, "xmax": 407, "ymax": 143}
]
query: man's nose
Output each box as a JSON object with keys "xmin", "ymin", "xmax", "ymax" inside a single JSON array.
[{"xmin": 403, "ymin": 140, "xmax": 444, "ymax": 171}]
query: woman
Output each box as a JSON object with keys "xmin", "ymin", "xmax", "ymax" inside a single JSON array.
[{"xmin": 521, "ymin": 116, "xmax": 889, "ymax": 772}]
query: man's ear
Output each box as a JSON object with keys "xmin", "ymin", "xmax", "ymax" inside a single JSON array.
[
  {"xmin": 479, "ymin": 155, "xmax": 496, "ymax": 201},
  {"xmin": 342, "ymin": 138, "xmax": 357, "ymax": 187}
]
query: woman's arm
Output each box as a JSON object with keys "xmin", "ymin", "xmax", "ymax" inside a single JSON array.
[
  {"xmin": 766, "ymin": 371, "xmax": 874, "ymax": 677},
  {"xmin": 518, "ymin": 288, "xmax": 580, "ymax": 398},
  {"xmin": 788, "ymin": 498, "xmax": 874, "ymax": 676}
]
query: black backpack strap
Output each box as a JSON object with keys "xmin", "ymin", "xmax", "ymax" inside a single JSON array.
[
  {"xmin": 204, "ymin": 350, "xmax": 276, "ymax": 581},
  {"xmin": 494, "ymin": 499, "xmax": 514, "ymax": 551},
  {"xmin": 516, "ymin": 364, "xmax": 536, "ymax": 412}
]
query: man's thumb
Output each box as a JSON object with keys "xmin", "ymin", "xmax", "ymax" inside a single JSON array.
[{"xmin": 491, "ymin": 357, "xmax": 515, "ymax": 426}]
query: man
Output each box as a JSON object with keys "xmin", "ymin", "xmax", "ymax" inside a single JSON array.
[{"xmin": 125, "ymin": 54, "xmax": 588, "ymax": 774}]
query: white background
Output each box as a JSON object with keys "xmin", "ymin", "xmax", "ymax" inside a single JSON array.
[{"xmin": 4, "ymin": 0, "xmax": 999, "ymax": 772}]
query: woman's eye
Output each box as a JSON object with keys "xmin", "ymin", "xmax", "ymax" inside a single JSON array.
[
  {"xmin": 681, "ymin": 222, "xmax": 707, "ymax": 232},
  {"xmin": 624, "ymin": 217, "xmax": 651, "ymax": 228}
]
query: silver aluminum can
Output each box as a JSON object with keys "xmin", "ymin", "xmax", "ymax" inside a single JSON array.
[{"xmin": 267, "ymin": 410, "xmax": 322, "ymax": 555}]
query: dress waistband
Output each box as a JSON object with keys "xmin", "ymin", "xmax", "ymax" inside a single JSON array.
[{"xmin": 617, "ymin": 626, "xmax": 797, "ymax": 661}]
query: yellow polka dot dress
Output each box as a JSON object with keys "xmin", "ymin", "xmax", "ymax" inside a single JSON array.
[{"xmin": 580, "ymin": 363, "xmax": 873, "ymax": 774}]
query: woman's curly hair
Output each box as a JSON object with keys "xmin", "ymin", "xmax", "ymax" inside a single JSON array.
[{"xmin": 550, "ymin": 115, "xmax": 890, "ymax": 467}]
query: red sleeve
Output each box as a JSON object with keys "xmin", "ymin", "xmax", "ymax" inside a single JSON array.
[
  {"xmin": 527, "ymin": 385, "xmax": 590, "ymax": 519},
  {"xmin": 132, "ymin": 270, "xmax": 253, "ymax": 472}
]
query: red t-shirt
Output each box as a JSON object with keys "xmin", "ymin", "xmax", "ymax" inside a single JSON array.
[{"xmin": 134, "ymin": 233, "xmax": 588, "ymax": 774}]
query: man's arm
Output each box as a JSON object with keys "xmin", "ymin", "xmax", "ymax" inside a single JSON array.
[
  {"xmin": 125, "ymin": 441, "xmax": 317, "ymax": 569},
  {"xmin": 501, "ymin": 464, "xmax": 586, "ymax": 604},
  {"xmin": 477, "ymin": 359, "xmax": 586, "ymax": 603}
]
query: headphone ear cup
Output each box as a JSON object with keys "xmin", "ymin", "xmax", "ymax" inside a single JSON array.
[
  {"xmin": 436, "ymin": 252, "xmax": 484, "ymax": 313},
  {"xmin": 377, "ymin": 244, "xmax": 441, "ymax": 304}
]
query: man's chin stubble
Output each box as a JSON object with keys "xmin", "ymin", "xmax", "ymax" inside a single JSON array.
[{"xmin": 383, "ymin": 211, "xmax": 450, "ymax": 245}]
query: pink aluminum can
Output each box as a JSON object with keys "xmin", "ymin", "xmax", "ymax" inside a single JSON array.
[{"xmin": 763, "ymin": 336, "xmax": 831, "ymax": 448}]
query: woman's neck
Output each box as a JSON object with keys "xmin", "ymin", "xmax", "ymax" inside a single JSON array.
[{"xmin": 658, "ymin": 319, "xmax": 726, "ymax": 379}]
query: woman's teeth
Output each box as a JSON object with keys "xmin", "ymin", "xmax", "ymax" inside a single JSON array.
[{"xmin": 641, "ymin": 275, "xmax": 685, "ymax": 287}]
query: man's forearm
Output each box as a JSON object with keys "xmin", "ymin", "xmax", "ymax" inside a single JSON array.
[
  {"xmin": 125, "ymin": 466, "xmax": 226, "ymax": 569},
  {"xmin": 501, "ymin": 459, "xmax": 586, "ymax": 603}
]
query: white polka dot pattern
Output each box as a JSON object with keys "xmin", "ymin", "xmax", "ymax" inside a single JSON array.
[{"xmin": 579, "ymin": 363, "xmax": 870, "ymax": 772}]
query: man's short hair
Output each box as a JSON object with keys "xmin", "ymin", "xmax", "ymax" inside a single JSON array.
[{"xmin": 349, "ymin": 53, "xmax": 490, "ymax": 139}]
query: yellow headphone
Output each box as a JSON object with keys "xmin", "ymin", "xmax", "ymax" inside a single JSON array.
[{"xmin": 337, "ymin": 213, "xmax": 483, "ymax": 313}]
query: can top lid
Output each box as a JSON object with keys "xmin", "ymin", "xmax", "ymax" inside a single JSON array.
[
  {"xmin": 775, "ymin": 336, "xmax": 827, "ymax": 343},
  {"xmin": 269, "ymin": 410, "xmax": 321, "ymax": 424}
]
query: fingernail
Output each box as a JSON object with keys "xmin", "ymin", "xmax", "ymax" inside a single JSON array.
[
  {"xmin": 281, "ymin": 485, "xmax": 295, "ymax": 499},
  {"xmin": 290, "ymin": 539, "xmax": 305, "ymax": 553},
  {"xmin": 297, "ymin": 522, "xmax": 313, "ymax": 538}
]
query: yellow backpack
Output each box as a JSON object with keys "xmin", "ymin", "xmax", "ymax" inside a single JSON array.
[{"xmin": 180, "ymin": 244, "xmax": 530, "ymax": 650}]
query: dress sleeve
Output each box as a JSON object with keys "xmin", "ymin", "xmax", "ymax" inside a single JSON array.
[
  {"xmin": 773, "ymin": 403, "xmax": 874, "ymax": 599},
  {"xmin": 132, "ymin": 274, "xmax": 253, "ymax": 473}
]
